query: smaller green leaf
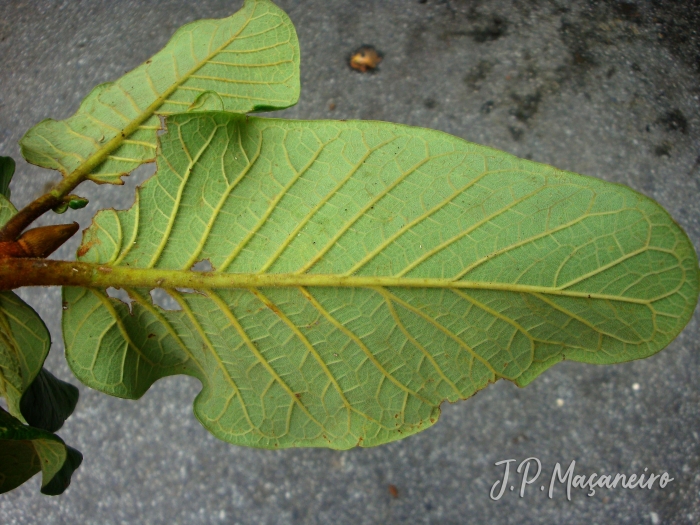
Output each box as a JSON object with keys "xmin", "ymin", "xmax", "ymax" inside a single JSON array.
[
  {"xmin": 0, "ymin": 156, "xmax": 14, "ymax": 200},
  {"xmin": 0, "ymin": 290, "xmax": 51, "ymax": 419},
  {"xmin": 19, "ymin": 0, "xmax": 300, "ymax": 184},
  {"xmin": 0, "ymin": 407, "xmax": 82, "ymax": 496},
  {"xmin": 20, "ymin": 368, "xmax": 79, "ymax": 433}
]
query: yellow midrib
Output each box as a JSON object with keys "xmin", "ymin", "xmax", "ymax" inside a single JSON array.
[{"xmin": 86, "ymin": 266, "xmax": 660, "ymax": 305}]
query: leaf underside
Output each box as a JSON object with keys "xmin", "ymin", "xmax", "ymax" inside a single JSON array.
[
  {"xmin": 19, "ymin": 0, "xmax": 299, "ymax": 184},
  {"xmin": 65, "ymin": 112, "xmax": 699, "ymax": 449}
]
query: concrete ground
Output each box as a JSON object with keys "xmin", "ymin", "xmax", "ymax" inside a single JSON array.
[{"xmin": 1, "ymin": 0, "xmax": 699, "ymax": 523}]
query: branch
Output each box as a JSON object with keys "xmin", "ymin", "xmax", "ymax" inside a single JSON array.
[{"xmin": 0, "ymin": 129, "xmax": 131, "ymax": 242}]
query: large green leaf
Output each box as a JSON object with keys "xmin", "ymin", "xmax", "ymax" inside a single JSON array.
[
  {"xmin": 0, "ymin": 407, "xmax": 82, "ymax": 495},
  {"xmin": 19, "ymin": 0, "xmax": 299, "ymax": 185},
  {"xmin": 64, "ymin": 112, "xmax": 699, "ymax": 449}
]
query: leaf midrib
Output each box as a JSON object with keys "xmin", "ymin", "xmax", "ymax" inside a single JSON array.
[{"xmin": 79, "ymin": 266, "xmax": 669, "ymax": 305}]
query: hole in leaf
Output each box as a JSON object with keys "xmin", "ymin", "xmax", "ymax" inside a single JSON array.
[
  {"xmin": 157, "ymin": 115, "xmax": 167, "ymax": 135},
  {"xmin": 119, "ymin": 164, "xmax": 156, "ymax": 208},
  {"xmin": 106, "ymin": 287, "xmax": 134, "ymax": 313},
  {"xmin": 150, "ymin": 288, "xmax": 182, "ymax": 311},
  {"xmin": 190, "ymin": 259, "xmax": 213, "ymax": 272},
  {"xmin": 91, "ymin": 162, "xmax": 156, "ymax": 211}
]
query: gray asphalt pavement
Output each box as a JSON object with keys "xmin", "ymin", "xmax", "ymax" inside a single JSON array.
[{"xmin": 0, "ymin": 1, "xmax": 699, "ymax": 523}]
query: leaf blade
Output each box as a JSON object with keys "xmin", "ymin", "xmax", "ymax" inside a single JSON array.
[
  {"xmin": 0, "ymin": 291, "xmax": 51, "ymax": 419},
  {"xmin": 20, "ymin": 369, "xmax": 79, "ymax": 433},
  {"xmin": 0, "ymin": 407, "xmax": 82, "ymax": 495},
  {"xmin": 19, "ymin": 0, "xmax": 300, "ymax": 184},
  {"xmin": 64, "ymin": 113, "xmax": 699, "ymax": 448}
]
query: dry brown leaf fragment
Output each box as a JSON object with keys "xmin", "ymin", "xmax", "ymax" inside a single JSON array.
[{"xmin": 349, "ymin": 46, "xmax": 383, "ymax": 72}]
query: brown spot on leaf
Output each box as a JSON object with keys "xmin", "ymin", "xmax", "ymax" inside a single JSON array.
[{"xmin": 77, "ymin": 237, "xmax": 100, "ymax": 258}]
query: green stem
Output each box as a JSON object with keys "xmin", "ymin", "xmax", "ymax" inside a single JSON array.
[
  {"xmin": 0, "ymin": 106, "xmax": 153, "ymax": 243},
  {"xmin": 0, "ymin": 130, "xmax": 127, "ymax": 242}
]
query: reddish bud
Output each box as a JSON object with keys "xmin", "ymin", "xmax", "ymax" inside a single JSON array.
[{"xmin": 0, "ymin": 222, "xmax": 81, "ymax": 259}]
